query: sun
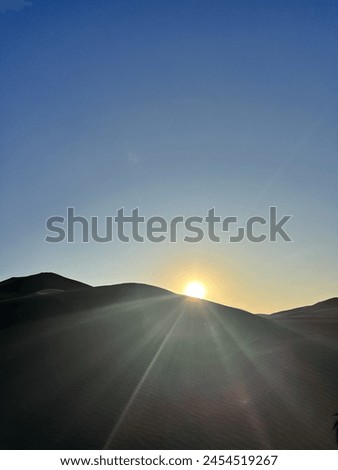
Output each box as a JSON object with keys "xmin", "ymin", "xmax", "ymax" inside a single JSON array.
[{"xmin": 183, "ymin": 281, "xmax": 206, "ymax": 299}]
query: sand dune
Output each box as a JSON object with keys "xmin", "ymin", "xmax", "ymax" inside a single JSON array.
[
  {"xmin": 0, "ymin": 273, "xmax": 337, "ymax": 449},
  {"xmin": 0, "ymin": 272, "xmax": 89, "ymax": 300}
]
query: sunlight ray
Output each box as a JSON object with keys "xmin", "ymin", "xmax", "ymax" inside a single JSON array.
[{"xmin": 103, "ymin": 309, "xmax": 184, "ymax": 449}]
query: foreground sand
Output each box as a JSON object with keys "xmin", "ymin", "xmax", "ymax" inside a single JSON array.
[{"xmin": 0, "ymin": 273, "xmax": 337, "ymax": 449}]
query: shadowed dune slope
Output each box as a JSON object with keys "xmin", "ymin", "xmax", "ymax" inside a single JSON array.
[
  {"xmin": 0, "ymin": 272, "xmax": 89, "ymax": 299},
  {"xmin": 0, "ymin": 273, "xmax": 337, "ymax": 449}
]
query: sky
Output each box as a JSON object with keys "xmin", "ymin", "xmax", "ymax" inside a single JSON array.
[{"xmin": 0, "ymin": 0, "xmax": 337, "ymax": 312}]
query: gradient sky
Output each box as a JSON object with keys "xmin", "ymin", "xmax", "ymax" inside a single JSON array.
[{"xmin": 1, "ymin": 0, "xmax": 337, "ymax": 312}]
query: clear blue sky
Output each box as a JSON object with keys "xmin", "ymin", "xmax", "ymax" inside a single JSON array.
[{"xmin": 1, "ymin": 0, "xmax": 337, "ymax": 312}]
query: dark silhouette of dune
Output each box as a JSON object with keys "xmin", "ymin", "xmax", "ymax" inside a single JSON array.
[
  {"xmin": 0, "ymin": 272, "xmax": 89, "ymax": 299},
  {"xmin": 0, "ymin": 273, "xmax": 337, "ymax": 449}
]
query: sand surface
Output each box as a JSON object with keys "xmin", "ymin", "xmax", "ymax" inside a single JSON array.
[{"xmin": 0, "ymin": 273, "xmax": 337, "ymax": 449}]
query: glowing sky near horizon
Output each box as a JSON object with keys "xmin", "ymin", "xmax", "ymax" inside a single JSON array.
[{"xmin": 0, "ymin": 0, "xmax": 337, "ymax": 313}]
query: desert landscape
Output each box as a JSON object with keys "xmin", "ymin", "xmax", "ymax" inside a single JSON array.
[{"xmin": 0, "ymin": 273, "xmax": 337, "ymax": 449}]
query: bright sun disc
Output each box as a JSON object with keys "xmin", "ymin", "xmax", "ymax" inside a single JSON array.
[{"xmin": 184, "ymin": 281, "xmax": 206, "ymax": 299}]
